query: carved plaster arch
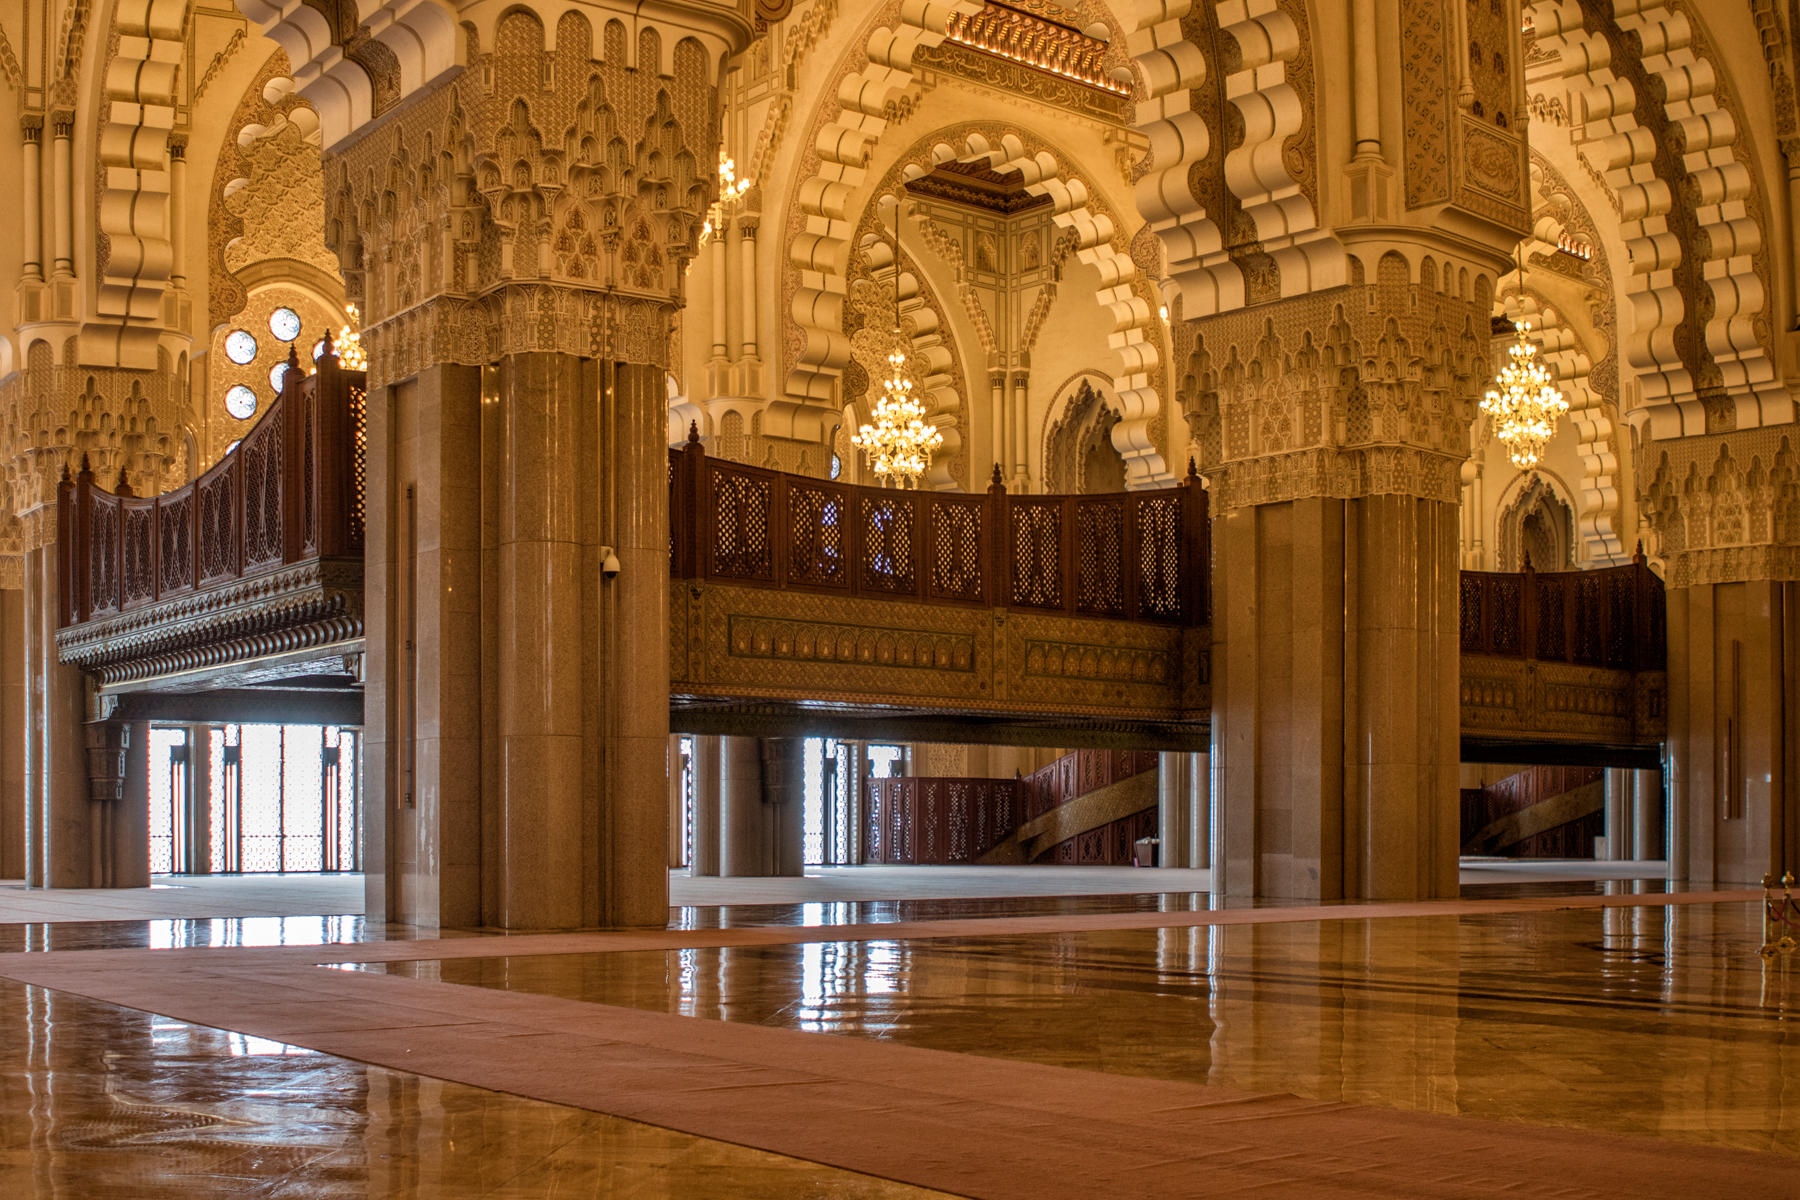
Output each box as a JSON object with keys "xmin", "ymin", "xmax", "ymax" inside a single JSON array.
[
  {"xmin": 846, "ymin": 128, "xmax": 1169, "ymax": 486},
  {"xmin": 850, "ymin": 219, "xmax": 969, "ymax": 491},
  {"xmin": 1531, "ymin": 0, "xmax": 1788, "ymax": 438},
  {"xmin": 96, "ymin": 0, "xmax": 190, "ymax": 349},
  {"xmin": 234, "ymin": 0, "xmax": 460, "ymax": 149},
  {"xmin": 1124, "ymin": 0, "xmax": 1341, "ymax": 319},
  {"xmin": 1041, "ymin": 372, "xmax": 1124, "ymax": 493},
  {"xmin": 782, "ymin": 0, "xmax": 983, "ymax": 406},
  {"xmin": 1496, "ymin": 469, "xmax": 1579, "ymax": 571}
]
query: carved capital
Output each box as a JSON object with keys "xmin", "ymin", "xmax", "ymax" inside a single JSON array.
[{"xmin": 1177, "ymin": 281, "xmax": 1490, "ymax": 507}]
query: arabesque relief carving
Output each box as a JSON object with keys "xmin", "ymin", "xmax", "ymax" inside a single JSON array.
[
  {"xmin": 323, "ymin": 9, "xmax": 730, "ymax": 369},
  {"xmin": 1178, "ymin": 261, "xmax": 1491, "ymax": 511}
]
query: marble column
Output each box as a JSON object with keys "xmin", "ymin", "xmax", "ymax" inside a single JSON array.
[
  {"xmin": 1631, "ymin": 768, "xmax": 1664, "ymax": 863},
  {"xmin": 365, "ymin": 363, "xmax": 484, "ymax": 929},
  {"xmin": 688, "ymin": 734, "xmax": 721, "ymax": 877},
  {"xmin": 1156, "ymin": 751, "xmax": 1208, "ymax": 869},
  {"xmin": 327, "ymin": 4, "xmax": 744, "ymax": 929},
  {"xmin": 0, "ymin": 589, "xmax": 22, "ymax": 880},
  {"xmin": 24, "ymin": 533, "xmax": 90, "ymax": 888},
  {"xmin": 1603, "ymin": 768, "xmax": 1632, "ymax": 862},
  {"xmin": 1211, "ymin": 494, "xmax": 1460, "ymax": 900},
  {"xmin": 719, "ymin": 735, "xmax": 766, "ymax": 876},
  {"xmin": 19, "ymin": 119, "xmax": 41, "ymax": 285},
  {"xmin": 1191, "ymin": 751, "xmax": 1211, "ymax": 870},
  {"xmin": 763, "ymin": 737, "xmax": 806, "ymax": 878},
  {"xmin": 111, "ymin": 721, "xmax": 150, "ymax": 889},
  {"xmin": 493, "ymin": 352, "xmax": 588, "ymax": 929},
  {"xmin": 187, "ymin": 725, "xmax": 213, "ymax": 874}
]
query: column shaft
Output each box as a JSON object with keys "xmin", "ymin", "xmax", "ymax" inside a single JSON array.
[
  {"xmin": 598, "ymin": 360, "xmax": 673, "ymax": 925},
  {"xmin": 738, "ymin": 225, "xmax": 758, "ymax": 360},
  {"xmin": 1214, "ymin": 495, "xmax": 1458, "ymax": 900},
  {"xmin": 1158, "ymin": 751, "xmax": 1188, "ymax": 868},
  {"xmin": 112, "ymin": 721, "xmax": 150, "ymax": 888},
  {"xmin": 495, "ymin": 353, "xmax": 587, "ymax": 929},
  {"xmin": 763, "ymin": 737, "xmax": 805, "ymax": 878},
  {"xmin": 26, "ymin": 541, "xmax": 89, "ymax": 887},
  {"xmin": 0, "ymin": 589, "xmax": 22, "ymax": 879},
  {"xmin": 51, "ymin": 118, "xmax": 72, "ymax": 278},
  {"xmin": 689, "ymin": 734, "xmax": 721, "ymax": 876},
  {"xmin": 21, "ymin": 126, "xmax": 41, "ymax": 282},
  {"xmin": 187, "ymin": 724, "xmax": 213, "ymax": 873},
  {"xmin": 719, "ymin": 735, "xmax": 765, "ymax": 876}
]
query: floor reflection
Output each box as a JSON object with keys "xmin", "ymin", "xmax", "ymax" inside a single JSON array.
[
  {"xmin": 0, "ymin": 981, "xmax": 947, "ymax": 1199},
  {"xmin": 376, "ymin": 901, "xmax": 1800, "ymax": 1157}
]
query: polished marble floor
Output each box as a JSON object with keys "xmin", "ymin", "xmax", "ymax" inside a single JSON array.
[
  {"xmin": 0, "ymin": 981, "xmax": 948, "ymax": 1198},
  {"xmin": 373, "ymin": 902, "xmax": 1800, "ymax": 1157},
  {"xmin": 0, "ymin": 873, "xmax": 1792, "ymax": 1197}
]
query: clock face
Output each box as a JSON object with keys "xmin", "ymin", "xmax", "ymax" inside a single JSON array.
[
  {"xmin": 225, "ymin": 330, "xmax": 258, "ymax": 365},
  {"xmin": 225, "ymin": 385, "xmax": 257, "ymax": 420},
  {"xmin": 269, "ymin": 307, "xmax": 302, "ymax": 342},
  {"xmin": 270, "ymin": 362, "xmax": 292, "ymax": 392}
]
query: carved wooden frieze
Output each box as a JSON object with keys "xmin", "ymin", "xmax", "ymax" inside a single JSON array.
[
  {"xmin": 1461, "ymin": 654, "xmax": 1667, "ymax": 745},
  {"xmin": 671, "ymin": 580, "xmax": 1209, "ymax": 721}
]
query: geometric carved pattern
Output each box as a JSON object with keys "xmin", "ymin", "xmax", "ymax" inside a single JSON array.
[{"xmin": 1010, "ymin": 501, "xmax": 1062, "ymax": 609}]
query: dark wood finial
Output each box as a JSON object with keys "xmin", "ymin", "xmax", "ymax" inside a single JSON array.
[
  {"xmin": 60, "ymin": 462, "xmax": 72, "ymax": 485},
  {"xmin": 991, "ymin": 462, "xmax": 1003, "ymax": 486},
  {"xmin": 1632, "ymin": 539, "xmax": 1646, "ymax": 565},
  {"xmin": 78, "ymin": 453, "xmax": 92, "ymax": 481},
  {"xmin": 115, "ymin": 466, "xmax": 132, "ymax": 497},
  {"xmin": 687, "ymin": 419, "xmax": 701, "ymax": 445},
  {"xmin": 322, "ymin": 326, "xmax": 336, "ymax": 356},
  {"xmin": 286, "ymin": 343, "xmax": 301, "ymax": 373},
  {"xmin": 1186, "ymin": 456, "xmax": 1199, "ymax": 480}
]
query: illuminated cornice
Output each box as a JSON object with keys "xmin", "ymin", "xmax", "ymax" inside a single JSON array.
[{"xmin": 943, "ymin": 1, "xmax": 1129, "ymax": 99}]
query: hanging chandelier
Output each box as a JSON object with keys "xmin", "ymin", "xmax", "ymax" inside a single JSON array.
[
  {"xmin": 851, "ymin": 204, "xmax": 942, "ymax": 488},
  {"xmin": 336, "ymin": 303, "xmax": 368, "ymax": 371},
  {"xmin": 1481, "ymin": 318, "xmax": 1567, "ymax": 471},
  {"xmin": 699, "ymin": 150, "xmax": 752, "ymax": 246}
]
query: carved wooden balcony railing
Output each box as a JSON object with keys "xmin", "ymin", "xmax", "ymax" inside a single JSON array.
[
  {"xmin": 56, "ymin": 347, "xmax": 367, "ymax": 688},
  {"xmin": 1459, "ymin": 554, "xmax": 1668, "ymax": 753},
  {"xmin": 668, "ymin": 431, "xmax": 1209, "ymax": 626},
  {"xmin": 1458, "ymin": 557, "xmax": 1666, "ymax": 671}
]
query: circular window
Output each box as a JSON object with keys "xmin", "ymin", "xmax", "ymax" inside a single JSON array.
[
  {"xmin": 312, "ymin": 338, "xmax": 327, "ymax": 362},
  {"xmin": 224, "ymin": 329, "xmax": 258, "ymax": 365},
  {"xmin": 226, "ymin": 439, "xmax": 242, "ymax": 455},
  {"xmin": 225, "ymin": 385, "xmax": 257, "ymax": 420},
  {"xmin": 269, "ymin": 307, "xmax": 302, "ymax": 342},
  {"xmin": 270, "ymin": 362, "xmax": 293, "ymax": 392}
]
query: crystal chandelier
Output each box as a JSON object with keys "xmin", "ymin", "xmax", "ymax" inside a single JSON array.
[
  {"xmin": 853, "ymin": 341, "xmax": 942, "ymax": 487},
  {"xmin": 1481, "ymin": 318, "xmax": 1567, "ymax": 471},
  {"xmin": 337, "ymin": 303, "xmax": 368, "ymax": 371},
  {"xmin": 699, "ymin": 151, "xmax": 752, "ymax": 246},
  {"xmin": 851, "ymin": 205, "xmax": 942, "ymax": 488}
]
